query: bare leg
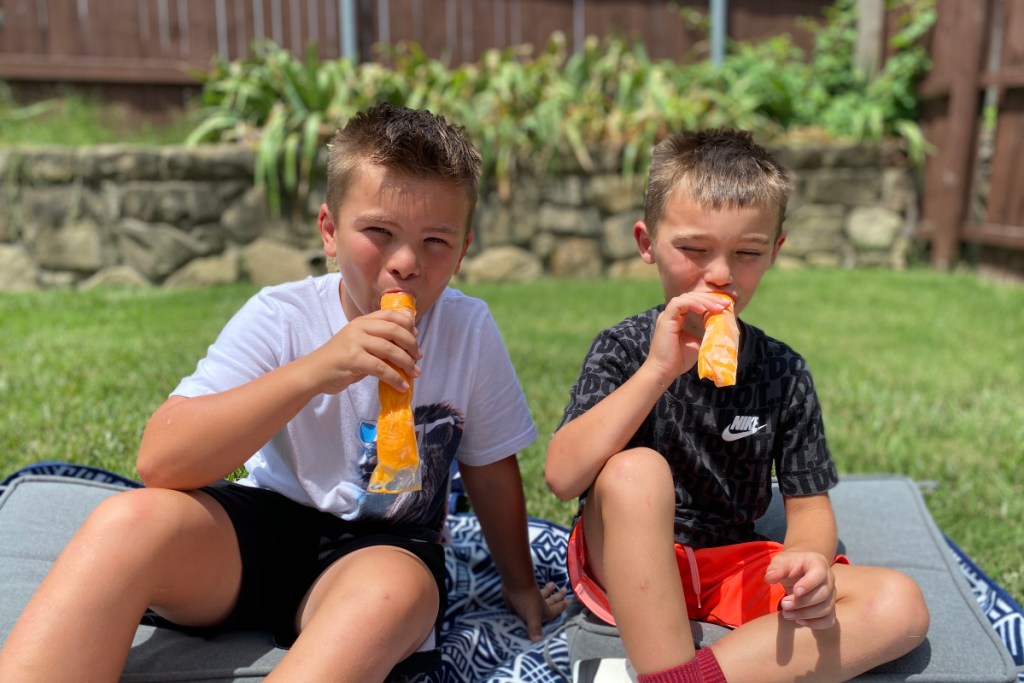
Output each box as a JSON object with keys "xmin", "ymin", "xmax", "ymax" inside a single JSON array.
[
  {"xmin": 583, "ymin": 447, "xmax": 695, "ymax": 674},
  {"xmin": 712, "ymin": 563, "xmax": 929, "ymax": 683},
  {"xmin": 0, "ymin": 488, "xmax": 242, "ymax": 683},
  {"xmin": 267, "ymin": 545, "xmax": 439, "ymax": 683},
  {"xmin": 583, "ymin": 447, "xmax": 930, "ymax": 682}
]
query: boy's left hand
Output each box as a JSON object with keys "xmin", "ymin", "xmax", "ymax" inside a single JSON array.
[
  {"xmin": 502, "ymin": 581, "xmax": 570, "ymax": 642},
  {"xmin": 764, "ymin": 550, "xmax": 837, "ymax": 629}
]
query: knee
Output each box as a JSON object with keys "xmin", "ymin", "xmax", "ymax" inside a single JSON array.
[
  {"xmin": 361, "ymin": 551, "xmax": 439, "ymax": 624},
  {"xmin": 591, "ymin": 447, "xmax": 674, "ymax": 513},
  {"xmin": 864, "ymin": 569, "xmax": 931, "ymax": 654},
  {"xmin": 81, "ymin": 488, "xmax": 187, "ymax": 548},
  {"xmin": 889, "ymin": 571, "xmax": 930, "ymax": 640}
]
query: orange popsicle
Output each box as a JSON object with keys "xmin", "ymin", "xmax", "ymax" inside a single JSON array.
[
  {"xmin": 368, "ymin": 292, "xmax": 421, "ymax": 493},
  {"xmin": 697, "ymin": 293, "xmax": 738, "ymax": 388}
]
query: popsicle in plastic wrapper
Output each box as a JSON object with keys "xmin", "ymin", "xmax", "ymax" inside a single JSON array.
[
  {"xmin": 697, "ymin": 293, "xmax": 739, "ymax": 388},
  {"xmin": 368, "ymin": 292, "xmax": 421, "ymax": 493}
]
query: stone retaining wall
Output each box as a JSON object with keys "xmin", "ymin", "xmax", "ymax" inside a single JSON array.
[{"xmin": 0, "ymin": 141, "xmax": 916, "ymax": 292}]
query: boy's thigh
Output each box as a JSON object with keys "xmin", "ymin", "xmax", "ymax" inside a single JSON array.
[
  {"xmin": 85, "ymin": 486, "xmax": 243, "ymax": 627},
  {"xmin": 151, "ymin": 489, "xmax": 243, "ymax": 625}
]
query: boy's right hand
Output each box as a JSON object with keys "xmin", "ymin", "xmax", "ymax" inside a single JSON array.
[
  {"xmin": 646, "ymin": 292, "xmax": 732, "ymax": 384},
  {"xmin": 305, "ymin": 306, "xmax": 422, "ymax": 396}
]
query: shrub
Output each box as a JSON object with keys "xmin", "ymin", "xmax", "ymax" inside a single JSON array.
[{"xmin": 185, "ymin": 0, "xmax": 935, "ymax": 212}]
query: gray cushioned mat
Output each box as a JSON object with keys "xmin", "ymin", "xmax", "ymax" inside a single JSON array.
[
  {"xmin": 0, "ymin": 474, "xmax": 1017, "ymax": 682},
  {"xmin": 0, "ymin": 476, "xmax": 283, "ymax": 682}
]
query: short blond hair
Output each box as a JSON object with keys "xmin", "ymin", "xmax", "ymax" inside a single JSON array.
[
  {"xmin": 325, "ymin": 104, "xmax": 482, "ymax": 231},
  {"xmin": 644, "ymin": 128, "xmax": 791, "ymax": 238}
]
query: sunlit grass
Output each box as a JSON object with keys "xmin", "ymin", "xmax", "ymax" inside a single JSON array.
[
  {"xmin": 0, "ymin": 87, "xmax": 196, "ymax": 146},
  {"xmin": 1, "ymin": 269, "xmax": 1021, "ymax": 603}
]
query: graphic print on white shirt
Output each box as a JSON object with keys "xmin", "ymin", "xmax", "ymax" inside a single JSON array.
[{"xmin": 356, "ymin": 402, "xmax": 466, "ymax": 525}]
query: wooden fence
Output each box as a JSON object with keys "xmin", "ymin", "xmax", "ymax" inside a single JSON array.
[
  {"xmin": 0, "ymin": 0, "xmax": 831, "ymax": 87},
  {"xmin": 917, "ymin": 0, "xmax": 1024, "ymax": 275}
]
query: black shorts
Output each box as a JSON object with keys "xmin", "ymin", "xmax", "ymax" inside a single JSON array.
[{"xmin": 148, "ymin": 480, "xmax": 447, "ymax": 649}]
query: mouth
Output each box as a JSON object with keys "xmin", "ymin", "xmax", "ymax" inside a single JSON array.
[{"xmin": 378, "ymin": 288, "xmax": 412, "ymax": 304}]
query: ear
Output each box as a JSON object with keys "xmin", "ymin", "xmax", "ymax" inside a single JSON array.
[
  {"xmin": 453, "ymin": 229, "xmax": 474, "ymax": 275},
  {"xmin": 770, "ymin": 231, "xmax": 787, "ymax": 264},
  {"xmin": 318, "ymin": 204, "xmax": 337, "ymax": 258},
  {"xmin": 635, "ymin": 221, "xmax": 656, "ymax": 264}
]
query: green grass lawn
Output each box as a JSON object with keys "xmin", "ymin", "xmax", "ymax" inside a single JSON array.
[
  {"xmin": 0, "ymin": 88, "xmax": 195, "ymax": 146},
  {"xmin": 1, "ymin": 269, "xmax": 1021, "ymax": 605}
]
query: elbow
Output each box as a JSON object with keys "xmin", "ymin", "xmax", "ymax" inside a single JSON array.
[
  {"xmin": 136, "ymin": 457, "xmax": 195, "ymax": 491},
  {"xmin": 544, "ymin": 450, "xmax": 581, "ymax": 502},
  {"xmin": 136, "ymin": 433, "xmax": 187, "ymax": 490},
  {"xmin": 135, "ymin": 446, "xmax": 167, "ymax": 488},
  {"xmin": 545, "ymin": 471, "xmax": 578, "ymax": 502}
]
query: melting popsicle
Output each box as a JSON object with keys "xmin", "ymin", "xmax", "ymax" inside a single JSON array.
[
  {"xmin": 697, "ymin": 292, "xmax": 739, "ymax": 388},
  {"xmin": 368, "ymin": 292, "xmax": 422, "ymax": 493}
]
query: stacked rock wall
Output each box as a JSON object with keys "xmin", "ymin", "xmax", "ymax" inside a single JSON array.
[{"xmin": 0, "ymin": 141, "xmax": 916, "ymax": 291}]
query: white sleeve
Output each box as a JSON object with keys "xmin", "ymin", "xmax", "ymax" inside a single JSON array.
[
  {"xmin": 171, "ymin": 290, "xmax": 286, "ymax": 398},
  {"xmin": 455, "ymin": 311, "xmax": 537, "ymax": 466}
]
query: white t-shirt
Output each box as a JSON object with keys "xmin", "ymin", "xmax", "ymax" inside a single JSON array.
[{"xmin": 172, "ymin": 273, "xmax": 537, "ymax": 531}]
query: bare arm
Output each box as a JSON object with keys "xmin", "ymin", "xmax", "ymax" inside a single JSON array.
[
  {"xmin": 545, "ymin": 363, "xmax": 666, "ymax": 500},
  {"xmin": 460, "ymin": 456, "xmax": 568, "ymax": 640},
  {"xmin": 137, "ymin": 362, "xmax": 318, "ymax": 488},
  {"xmin": 137, "ymin": 307, "xmax": 420, "ymax": 490},
  {"xmin": 781, "ymin": 492, "xmax": 838, "ymax": 558},
  {"xmin": 764, "ymin": 492, "xmax": 840, "ymax": 628},
  {"xmin": 545, "ymin": 293, "xmax": 731, "ymax": 501}
]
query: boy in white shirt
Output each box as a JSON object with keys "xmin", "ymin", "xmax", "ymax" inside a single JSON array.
[{"xmin": 0, "ymin": 103, "xmax": 567, "ymax": 683}]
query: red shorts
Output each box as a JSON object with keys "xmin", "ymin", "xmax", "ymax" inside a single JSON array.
[{"xmin": 567, "ymin": 520, "xmax": 849, "ymax": 629}]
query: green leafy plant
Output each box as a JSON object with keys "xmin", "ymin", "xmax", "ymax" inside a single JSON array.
[
  {"xmin": 792, "ymin": 0, "xmax": 935, "ymax": 162},
  {"xmin": 185, "ymin": 0, "xmax": 936, "ymax": 211}
]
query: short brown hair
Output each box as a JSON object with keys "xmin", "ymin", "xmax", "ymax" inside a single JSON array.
[
  {"xmin": 643, "ymin": 128, "xmax": 791, "ymax": 237},
  {"xmin": 325, "ymin": 104, "xmax": 482, "ymax": 229}
]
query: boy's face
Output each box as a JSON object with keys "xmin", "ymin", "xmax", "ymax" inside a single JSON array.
[
  {"xmin": 635, "ymin": 191, "xmax": 785, "ymax": 315},
  {"xmin": 319, "ymin": 163, "xmax": 473, "ymax": 322}
]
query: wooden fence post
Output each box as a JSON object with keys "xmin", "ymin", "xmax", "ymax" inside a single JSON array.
[
  {"xmin": 927, "ymin": 0, "xmax": 992, "ymax": 269},
  {"xmin": 855, "ymin": 0, "xmax": 885, "ymax": 80}
]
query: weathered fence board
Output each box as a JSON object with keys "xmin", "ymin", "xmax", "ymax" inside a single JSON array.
[
  {"xmin": 918, "ymin": 0, "xmax": 1024, "ymax": 275},
  {"xmin": 0, "ymin": 0, "xmax": 830, "ymax": 85}
]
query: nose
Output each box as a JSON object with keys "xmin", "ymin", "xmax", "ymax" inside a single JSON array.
[
  {"xmin": 387, "ymin": 243, "xmax": 420, "ymax": 280},
  {"xmin": 704, "ymin": 254, "xmax": 733, "ymax": 286}
]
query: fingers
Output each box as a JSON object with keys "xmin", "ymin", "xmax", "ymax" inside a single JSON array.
[
  {"xmin": 664, "ymin": 292, "xmax": 732, "ymax": 331},
  {"xmin": 317, "ymin": 310, "xmax": 421, "ymax": 393},
  {"xmin": 504, "ymin": 583, "xmax": 571, "ymax": 642},
  {"xmin": 648, "ymin": 293, "xmax": 734, "ymax": 378},
  {"xmin": 530, "ymin": 584, "xmax": 570, "ymax": 641},
  {"xmin": 541, "ymin": 582, "xmax": 570, "ymax": 617},
  {"xmin": 765, "ymin": 552, "xmax": 829, "ymax": 590},
  {"xmin": 780, "ymin": 588, "xmax": 837, "ymax": 629},
  {"xmin": 367, "ymin": 308, "xmax": 421, "ymax": 368},
  {"xmin": 765, "ymin": 551, "xmax": 837, "ymax": 629},
  {"xmin": 772, "ymin": 556, "xmax": 837, "ymax": 629}
]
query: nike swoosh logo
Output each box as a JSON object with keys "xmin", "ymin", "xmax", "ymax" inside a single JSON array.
[{"xmin": 721, "ymin": 424, "xmax": 767, "ymax": 442}]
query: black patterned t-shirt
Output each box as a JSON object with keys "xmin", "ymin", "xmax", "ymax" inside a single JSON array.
[{"xmin": 560, "ymin": 305, "xmax": 838, "ymax": 549}]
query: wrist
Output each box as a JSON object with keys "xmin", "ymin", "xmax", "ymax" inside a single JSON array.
[{"xmin": 634, "ymin": 362, "xmax": 675, "ymax": 394}]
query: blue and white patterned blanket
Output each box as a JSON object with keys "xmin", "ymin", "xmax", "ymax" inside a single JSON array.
[
  {"xmin": 947, "ymin": 538, "xmax": 1024, "ymax": 683},
  {"xmin": 433, "ymin": 515, "xmax": 572, "ymax": 683}
]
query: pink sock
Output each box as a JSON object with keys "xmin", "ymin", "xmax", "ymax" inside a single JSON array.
[{"xmin": 636, "ymin": 648, "xmax": 727, "ymax": 683}]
